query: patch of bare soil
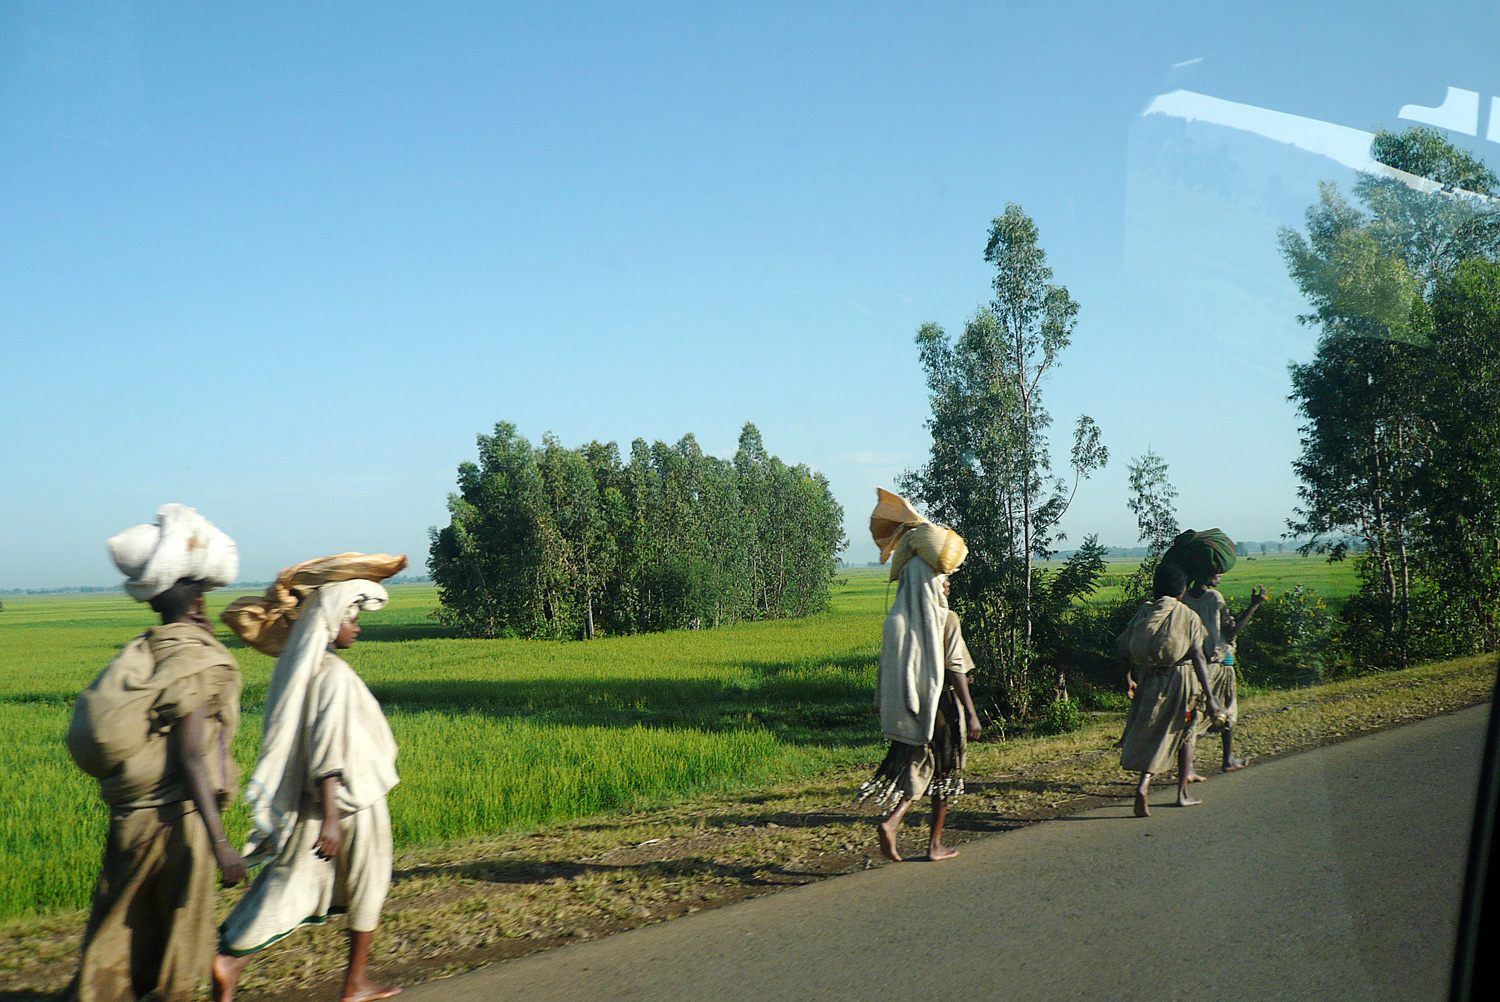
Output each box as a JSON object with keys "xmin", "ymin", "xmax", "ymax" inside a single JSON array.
[{"xmin": 1, "ymin": 655, "xmax": 1491, "ymax": 1001}]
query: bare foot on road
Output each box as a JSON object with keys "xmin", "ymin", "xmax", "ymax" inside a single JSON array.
[
  {"xmin": 212, "ymin": 953, "xmax": 249, "ymax": 1002},
  {"xmin": 876, "ymin": 820, "xmax": 902, "ymax": 862},
  {"xmin": 927, "ymin": 843, "xmax": 959, "ymax": 861},
  {"xmin": 1222, "ymin": 756, "xmax": 1249, "ymax": 772},
  {"xmin": 1186, "ymin": 772, "xmax": 1207, "ymax": 783},
  {"xmin": 1133, "ymin": 792, "xmax": 1150, "ymax": 818},
  {"xmin": 1175, "ymin": 794, "xmax": 1204, "ymax": 807},
  {"xmin": 344, "ymin": 983, "xmax": 402, "ymax": 1002}
]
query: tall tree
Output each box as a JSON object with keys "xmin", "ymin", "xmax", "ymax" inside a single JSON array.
[
  {"xmin": 1126, "ymin": 449, "xmax": 1179, "ymax": 562},
  {"xmin": 1280, "ymin": 126, "xmax": 1500, "ymax": 667},
  {"xmin": 904, "ymin": 206, "xmax": 1107, "ymax": 716}
]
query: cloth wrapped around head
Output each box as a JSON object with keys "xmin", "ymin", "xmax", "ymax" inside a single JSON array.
[
  {"xmin": 1161, "ymin": 529, "xmax": 1237, "ymax": 588},
  {"xmin": 241, "ymin": 577, "xmax": 391, "ymax": 860},
  {"xmin": 870, "ymin": 488, "xmax": 967, "ymax": 582},
  {"xmin": 221, "ymin": 552, "xmax": 408, "ymax": 656},
  {"xmin": 107, "ymin": 504, "xmax": 239, "ymax": 601}
]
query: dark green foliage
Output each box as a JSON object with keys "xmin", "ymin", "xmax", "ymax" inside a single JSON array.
[
  {"xmin": 1281, "ymin": 127, "xmax": 1500, "ymax": 671},
  {"xmin": 429, "ymin": 422, "xmax": 846, "ymax": 639},
  {"xmin": 1236, "ymin": 585, "xmax": 1335, "ymax": 686}
]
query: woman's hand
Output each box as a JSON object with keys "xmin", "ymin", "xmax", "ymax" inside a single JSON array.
[
  {"xmin": 215, "ymin": 841, "xmax": 248, "ymax": 886},
  {"xmin": 313, "ymin": 816, "xmax": 342, "ymax": 860},
  {"xmin": 1250, "ymin": 585, "xmax": 1267, "ymax": 606},
  {"xmin": 967, "ymin": 714, "xmax": 982, "ymax": 741}
]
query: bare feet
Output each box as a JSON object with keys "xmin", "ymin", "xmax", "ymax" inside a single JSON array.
[
  {"xmin": 1222, "ymin": 756, "xmax": 1249, "ymax": 772},
  {"xmin": 1186, "ymin": 771, "xmax": 1208, "ymax": 783},
  {"xmin": 876, "ymin": 820, "xmax": 902, "ymax": 862},
  {"xmin": 212, "ymin": 953, "xmax": 250, "ymax": 1002},
  {"xmin": 343, "ymin": 983, "xmax": 402, "ymax": 1002},
  {"xmin": 927, "ymin": 842, "xmax": 959, "ymax": 861},
  {"xmin": 1174, "ymin": 794, "xmax": 1204, "ymax": 807},
  {"xmin": 1133, "ymin": 791, "xmax": 1150, "ymax": 818}
]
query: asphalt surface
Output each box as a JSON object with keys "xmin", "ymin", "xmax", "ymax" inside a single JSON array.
[{"xmin": 406, "ymin": 704, "xmax": 1488, "ymax": 1002}]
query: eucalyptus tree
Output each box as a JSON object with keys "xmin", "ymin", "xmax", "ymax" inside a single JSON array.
[
  {"xmin": 904, "ymin": 206, "xmax": 1108, "ymax": 716},
  {"xmin": 1126, "ymin": 449, "xmax": 1179, "ymax": 564}
]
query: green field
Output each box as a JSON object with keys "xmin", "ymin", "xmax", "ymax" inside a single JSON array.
[
  {"xmin": 0, "ymin": 556, "xmax": 1357, "ymax": 922},
  {"xmin": 1080, "ymin": 551, "xmax": 1361, "ymax": 610}
]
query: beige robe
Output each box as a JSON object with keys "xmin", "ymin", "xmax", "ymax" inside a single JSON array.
[
  {"xmin": 221, "ymin": 653, "xmax": 399, "ymax": 952},
  {"xmin": 859, "ymin": 610, "xmax": 973, "ymax": 806},
  {"xmin": 65, "ymin": 624, "xmax": 241, "ymax": 1002},
  {"xmin": 1182, "ymin": 587, "xmax": 1239, "ymax": 731},
  {"xmin": 1117, "ymin": 597, "xmax": 1208, "ymax": 775}
]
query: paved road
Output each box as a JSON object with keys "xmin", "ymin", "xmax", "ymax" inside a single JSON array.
[{"xmin": 407, "ymin": 705, "xmax": 1488, "ymax": 1002}]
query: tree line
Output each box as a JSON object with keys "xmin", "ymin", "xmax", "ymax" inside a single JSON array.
[{"xmin": 428, "ymin": 422, "xmax": 847, "ymax": 639}]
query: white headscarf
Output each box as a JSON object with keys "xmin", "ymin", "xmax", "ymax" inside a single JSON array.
[
  {"xmin": 243, "ymin": 579, "xmax": 388, "ymax": 859},
  {"xmin": 107, "ymin": 503, "xmax": 239, "ymax": 601}
]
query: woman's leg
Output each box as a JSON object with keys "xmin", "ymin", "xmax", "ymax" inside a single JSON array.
[
  {"xmin": 877, "ymin": 797, "xmax": 914, "ymax": 861},
  {"xmin": 1176, "ymin": 736, "xmax": 1203, "ymax": 807},
  {"xmin": 927, "ymin": 795, "xmax": 958, "ymax": 860},
  {"xmin": 1134, "ymin": 772, "xmax": 1152, "ymax": 817}
]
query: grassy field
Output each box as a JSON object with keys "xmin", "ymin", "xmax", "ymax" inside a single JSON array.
[
  {"xmin": 0, "ymin": 556, "xmax": 1360, "ymax": 922},
  {"xmin": 1081, "ymin": 550, "xmax": 1361, "ymax": 609}
]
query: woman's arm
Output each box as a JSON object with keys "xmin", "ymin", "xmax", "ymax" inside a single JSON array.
[
  {"xmin": 1223, "ymin": 586, "xmax": 1267, "ymax": 644},
  {"xmin": 313, "ymin": 774, "xmax": 343, "ymax": 860},
  {"xmin": 1190, "ymin": 643, "xmax": 1224, "ymax": 721},
  {"xmin": 172, "ymin": 707, "xmax": 247, "ymax": 885},
  {"xmin": 947, "ymin": 670, "xmax": 982, "ymax": 740}
]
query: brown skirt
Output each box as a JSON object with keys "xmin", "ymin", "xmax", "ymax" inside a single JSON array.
[
  {"xmin": 857, "ymin": 687, "xmax": 966, "ymax": 806},
  {"xmin": 62, "ymin": 802, "xmax": 216, "ymax": 1002}
]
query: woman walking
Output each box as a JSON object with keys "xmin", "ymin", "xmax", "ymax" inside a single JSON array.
[{"xmin": 859, "ymin": 489, "xmax": 982, "ymax": 862}]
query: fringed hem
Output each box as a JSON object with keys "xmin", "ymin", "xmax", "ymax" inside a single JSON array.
[{"xmin": 855, "ymin": 739, "xmax": 964, "ymax": 807}]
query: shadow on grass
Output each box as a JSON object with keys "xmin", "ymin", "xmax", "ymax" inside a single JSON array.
[{"xmin": 366, "ymin": 653, "xmax": 881, "ymax": 748}]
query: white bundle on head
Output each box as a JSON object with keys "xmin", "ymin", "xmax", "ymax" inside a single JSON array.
[{"xmin": 107, "ymin": 503, "xmax": 239, "ymax": 601}]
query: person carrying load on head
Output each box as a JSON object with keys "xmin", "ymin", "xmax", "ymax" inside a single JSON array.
[
  {"xmin": 858, "ymin": 489, "xmax": 983, "ymax": 863},
  {"xmin": 212, "ymin": 553, "xmax": 407, "ymax": 1002},
  {"xmin": 64, "ymin": 504, "xmax": 247, "ymax": 1002},
  {"xmin": 1117, "ymin": 560, "xmax": 1225, "ymax": 818},
  {"xmin": 1162, "ymin": 529, "xmax": 1266, "ymax": 776}
]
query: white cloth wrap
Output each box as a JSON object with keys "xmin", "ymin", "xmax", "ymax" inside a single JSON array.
[
  {"xmin": 108, "ymin": 503, "xmax": 239, "ymax": 601},
  {"xmin": 243, "ymin": 579, "xmax": 398, "ymax": 861},
  {"xmin": 876, "ymin": 558, "xmax": 949, "ymax": 745},
  {"xmin": 220, "ymin": 797, "xmax": 394, "ymax": 952}
]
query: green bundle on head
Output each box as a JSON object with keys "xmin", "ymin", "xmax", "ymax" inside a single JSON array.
[{"xmin": 1162, "ymin": 529, "xmax": 1236, "ymax": 588}]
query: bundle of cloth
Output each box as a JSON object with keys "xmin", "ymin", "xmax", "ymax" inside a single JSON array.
[
  {"xmin": 221, "ymin": 552, "xmax": 408, "ymax": 656},
  {"xmin": 107, "ymin": 502, "xmax": 240, "ymax": 600},
  {"xmin": 1161, "ymin": 528, "xmax": 1236, "ymax": 587}
]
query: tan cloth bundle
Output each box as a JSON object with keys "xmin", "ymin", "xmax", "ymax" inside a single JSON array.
[
  {"xmin": 221, "ymin": 553, "xmax": 407, "ymax": 656},
  {"xmin": 1117, "ymin": 596, "xmax": 1206, "ymax": 669},
  {"xmin": 869, "ymin": 488, "xmax": 967, "ymax": 581}
]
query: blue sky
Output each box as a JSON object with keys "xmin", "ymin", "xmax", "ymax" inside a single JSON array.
[{"xmin": 2, "ymin": 1, "xmax": 1498, "ymax": 589}]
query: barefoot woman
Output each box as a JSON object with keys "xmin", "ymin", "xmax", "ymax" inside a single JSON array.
[
  {"xmin": 215, "ymin": 568, "xmax": 405, "ymax": 1002},
  {"xmin": 1163, "ymin": 529, "xmax": 1265, "ymax": 776},
  {"xmin": 859, "ymin": 490, "xmax": 982, "ymax": 862},
  {"xmin": 1118, "ymin": 561, "xmax": 1223, "ymax": 817}
]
